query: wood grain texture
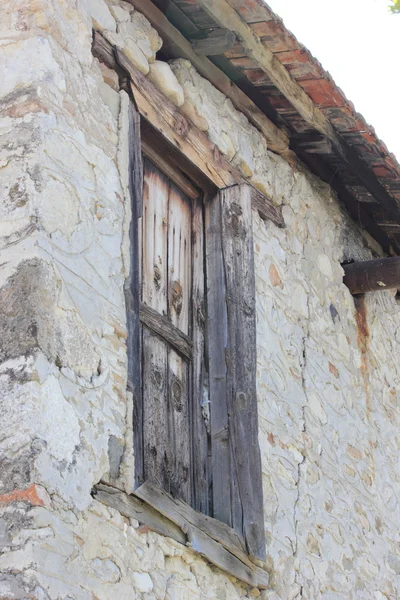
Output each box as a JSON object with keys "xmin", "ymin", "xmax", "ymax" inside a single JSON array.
[
  {"xmin": 195, "ymin": 0, "xmax": 336, "ymax": 141},
  {"xmin": 93, "ymin": 33, "xmax": 285, "ymax": 228},
  {"xmin": 191, "ymin": 197, "xmax": 210, "ymax": 515},
  {"xmin": 140, "ymin": 303, "xmax": 192, "ymax": 360},
  {"xmin": 187, "ymin": 526, "xmax": 269, "ymax": 589},
  {"xmin": 343, "ymin": 256, "xmax": 400, "ymax": 294},
  {"xmin": 95, "ymin": 482, "xmax": 269, "ymax": 589},
  {"xmin": 125, "ymin": 102, "xmax": 143, "ymax": 486},
  {"xmin": 219, "ymin": 184, "xmax": 266, "ymax": 561},
  {"xmin": 94, "ymin": 482, "xmax": 186, "ymax": 544},
  {"xmin": 168, "ymin": 183, "xmax": 191, "ymax": 334},
  {"xmin": 190, "ymin": 28, "xmax": 236, "ymax": 56},
  {"xmin": 141, "ymin": 137, "xmax": 200, "ymax": 200},
  {"xmin": 167, "ymin": 349, "xmax": 192, "ymax": 503},
  {"xmin": 135, "ymin": 482, "xmax": 248, "ymax": 565},
  {"xmin": 205, "ymin": 193, "xmax": 232, "ymax": 527},
  {"xmin": 127, "ymin": 0, "xmax": 289, "ymax": 154},
  {"xmin": 250, "ymin": 185, "xmax": 284, "ymax": 227},
  {"xmin": 142, "ymin": 158, "xmax": 169, "ymax": 314},
  {"xmin": 142, "ymin": 329, "xmax": 170, "ymax": 492}
]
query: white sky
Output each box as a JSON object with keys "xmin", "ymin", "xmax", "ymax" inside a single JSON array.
[{"xmin": 265, "ymin": 0, "xmax": 400, "ymax": 161}]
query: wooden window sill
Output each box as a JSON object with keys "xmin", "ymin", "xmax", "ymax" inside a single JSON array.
[{"xmin": 93, "ymin": 481, "xmax": 269, "ymax": 590}]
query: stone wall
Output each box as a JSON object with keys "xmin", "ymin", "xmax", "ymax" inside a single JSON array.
[{"xmin": 0, "ymin": 0, "xmax": 399, "ymax": 598}]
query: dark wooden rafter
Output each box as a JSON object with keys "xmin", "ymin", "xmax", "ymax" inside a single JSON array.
[
  {"xmin": 189, "ymin": 27, "xmax": 237, "ymax": 55},
  {"xmin": 126, "ymin": 0, "xmax": 291, "ymax": 155},
  {"xmin": 192, "ymin": 0, "xmax": 400, "ymax": 250},
  {"xmin": 343, "ymin": 257, "xmax": 400, "ymax": 295}
]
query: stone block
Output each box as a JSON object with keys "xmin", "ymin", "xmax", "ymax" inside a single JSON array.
[
  {"xmin": 121, "ymin": 39, "xmax": 149, "ymax": 75},
  {"xmin": 98, "ymin": 80, "xmax": 120, "ymax": 119},
  {"xmin": 98, "ymin": 59, "xmax": 120, "ymax": 91},
  {"xmin": 109, "ymin": 4, "xmax": 131, "ymax": 22},
  {"xmin": 87, "ymin": 0, "xmax": 117, "ymax": 32},
  {"xmin": 148, "ymin": 61, "xmax": 184, "ymax": 107}
]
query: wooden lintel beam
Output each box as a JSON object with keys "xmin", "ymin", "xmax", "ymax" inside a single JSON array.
[
  {"xmin": 190, "ymin": 28, "xmax": 236, "ymax": 56},
  {"xmin": 126, "ymin": 0, "xmax": 290, "ymax": 155},
  {"xmin": 92, "ymin": 32, "xmax": 284, "ymax": 228},
  {"xmin": 195, "ymin": 0, "xmax": 399, "ymax": 216},
  {"xmin": 343, "ymin": 257, "xmax": 400, "ymax": 295}
]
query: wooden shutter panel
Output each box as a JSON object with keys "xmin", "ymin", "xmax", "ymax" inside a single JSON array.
[
  {"xmin": 140, "ymin": 158, "xmax": 209, "ymax": 507},
  {"xmin": 206, "ymin": 184, "xmax": 266, "ymax": 561},
  {"xmin": 126, "ymin": 102, "xmax": 143, "ymax": 487}
]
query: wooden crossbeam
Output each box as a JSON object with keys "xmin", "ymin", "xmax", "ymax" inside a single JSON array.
[
  {"xmin": 127, "ymin": 0, "xmax": 290, "ymax": 155},
  {"xmin": 343, "ymin": 257, "xmax": 400, "ymax": 294}
]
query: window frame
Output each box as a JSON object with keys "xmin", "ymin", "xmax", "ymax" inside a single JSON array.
[{"xmin": 127, "ymin": 109, "xmax": 266, "ymax": 563}]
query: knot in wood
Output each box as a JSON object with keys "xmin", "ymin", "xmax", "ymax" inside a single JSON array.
[
  {"xmin": 228, "ymin": 202, "xmax": 245, "ymax": 238},
  {"xmin": 170, "ymin": 280, "xmax": 183, "ymax": 316},
  {"xmin": 151, "ymin": 368, "xmax": 163, "ymax": 390},
  {"xmin": 171, "ymin": 376, "xmax": 183, "ymax": 412},
  {"xmin": 235, "ymin": 391, "xmax": 249, "ymax": 411},
  {"xmin": 153, "ymin": 264, "xmax": 162, "ymax": 291},
  {"xmin": 173, "ymin": 112, "xmax": 189, "ymax": 138}
]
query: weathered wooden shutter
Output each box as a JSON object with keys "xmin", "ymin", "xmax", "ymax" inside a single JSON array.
[
  {"xmin": 206, "ymin": 184, "xmax": 266, "ymax": 561},
  {"xmin": 140, "ymin": 158, "xmax": 207, "ymax": 507},
  {"xmin": 126, "ymin": 103, "xmax": 143, "ymax": 487}
]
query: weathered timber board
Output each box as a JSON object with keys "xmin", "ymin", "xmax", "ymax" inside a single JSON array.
[
  {"xmin": 92, "ymin": 32, "xmax": 284, "ymax": 228},
  {"xmin": 167, "ymin": 349, "xmax": 192, "ymax": 503},
  {"xmin": 142, "ymin": 158, "xmax": 169, "ymax": 314},
  {"xmin": 168, "ymin": 182, "xmax": 191, "ymax": 334},
  {"xmin": 205, "ymin": 193, "xmax": 232, "ymax": 528},
  {"xmin": 94, "ymin": 482, "xmax": 186, "ymax": 544},
  {"xmin": 125, "ymin": 102, "xmax": 143, "ymax": 486},
  {"xmin": 140, "ymin": 303, "xmax": 192, "ymax": 360},
  {"xmin": 142, "ymin": 329, "xmax": 170, "ymax": 492},
  {"xmin": 191, "ymin": 196, "xmax": 210, "ymax": 515},
  {"xmin": 343, "ymin": 256, "xmax": 400, "ymax": 294},
  {"xmin": 219, "ymin": 184, "xmax": 266, "ymax": 561}
]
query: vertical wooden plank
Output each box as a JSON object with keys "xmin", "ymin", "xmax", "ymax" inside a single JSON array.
[
  {"xmin": 191, "ymin": 197, "xmax": 209, "ymax": 515},
  {"xmin": 166, "ymin": 182, "xmax": 192, "ymax": 503},
  {"xmin": 205, "ymin": 193, "xmax": 232, "ymax": 527},
  {"xmin": 220, "ymin": 184, "xmax": 266, "ymax": 562},
  {"xmin": 142, "ymin": 159, "xmax": 169, "ymax": 315},
  {"xmin": 142, "ymin": 329, "xmax": 170, "ymax": 491},
  {"xmin": 167, "ymin": 349, "xmax": 191, "ymax": 503},
  {"xmin": 125, "ymin": 102, "xmax": 143, "ymax": 486},
  {"xmin": 167, "ymin": 183, "xmax": 191, "ymax": 335}
]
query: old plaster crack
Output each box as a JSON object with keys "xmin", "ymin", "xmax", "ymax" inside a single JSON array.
[{"xmin": 293, "ymin": 291, "xmax": 312, "ymax": 598}]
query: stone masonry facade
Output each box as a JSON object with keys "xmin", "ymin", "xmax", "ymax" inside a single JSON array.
[{"xmin": 1, "ymin": 0, "xmax": 400, "ymax": 598}]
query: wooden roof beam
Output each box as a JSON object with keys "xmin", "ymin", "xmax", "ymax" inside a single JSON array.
[
  {"xmin": 190, "ymin": 28, "xmax": 237, "ymax": 56},
  {"xmin": 195, "ymin": 0, "xmax": 399, "ymax": 217},
  {"xmin": 127, "ymin": 0, "xmax": 291, "ymax": 156},
  {"xmin": 343, "ymin": 257, "xmax": 400, "ymax": 295}
]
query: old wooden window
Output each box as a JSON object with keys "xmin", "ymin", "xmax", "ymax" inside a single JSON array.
[
  {"xmin": 139, "ymin": 157, "xmax": 205, "ymax": 508},
  {"xmin": 128, "ymin": 114, "xmax": 266, "ymax": 562}
]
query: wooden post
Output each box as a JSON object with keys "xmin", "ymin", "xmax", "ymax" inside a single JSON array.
[{"xmin": 343, "ymin": 256, "xmax": 400, "ymax": 295}]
